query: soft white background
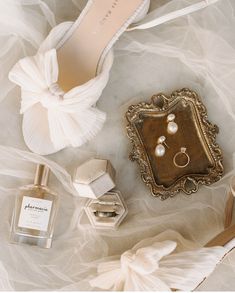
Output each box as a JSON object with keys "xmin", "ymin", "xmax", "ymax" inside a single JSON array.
[{"xmin": 0, "ymin": 0, "xmax": 235, "ymax": 290}]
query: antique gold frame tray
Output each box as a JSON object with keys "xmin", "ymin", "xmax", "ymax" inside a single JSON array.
[{"xmin": 126, "ymin": 88, "xmax": 224, "ymax": 200}]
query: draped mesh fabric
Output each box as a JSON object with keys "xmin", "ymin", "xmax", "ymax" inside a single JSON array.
[{"xmin": 0, "ymin": 0, "xmax": 235, "ymax": 290}]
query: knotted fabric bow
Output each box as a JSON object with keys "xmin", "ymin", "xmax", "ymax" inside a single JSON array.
[
  {"xmin": 90, "ymin": 239, "xmax": 227, "ymax": 291},
  {"xmin": 9, "ymin": 47, "xmax": 113, "ymax": 155},
  {"xmin": 8, "ymin": 0, "xmax": 220, "ymax": 155}
]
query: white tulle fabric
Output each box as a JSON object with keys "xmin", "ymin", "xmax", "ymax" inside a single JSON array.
[
  {"xmin": 129, "ymin": 0, "xmax": 219, "ymax": 30},
  {"xmin": 90, "ymin": 239, "xmax": 227, "ymax": 291},
  {"xmin": 0, "ymin": 141, "xmax": 230, "ymax": 291},
  {"xmin": 1, "ymin": 0, "xmax": 235, "ymax": 291}
]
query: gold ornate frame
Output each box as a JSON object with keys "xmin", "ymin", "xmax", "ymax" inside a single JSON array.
[{"xmin": 126, "ymin": 88, "xmax": 224, "ymax": 200}]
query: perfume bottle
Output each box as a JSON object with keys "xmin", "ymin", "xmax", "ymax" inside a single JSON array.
[{"xmin": 10, "ymin": 164, "xmax": 59, "ymax": 248}]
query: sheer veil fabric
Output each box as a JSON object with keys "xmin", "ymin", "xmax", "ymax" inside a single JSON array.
[{"xmin": 0, "ymin": 0, "xmax": 235, "ymax": 290}]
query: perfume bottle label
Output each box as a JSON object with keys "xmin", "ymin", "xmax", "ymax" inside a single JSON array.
[{"xmin": 18, "ymin": 196, "xmax": 52, "ymax": 231}]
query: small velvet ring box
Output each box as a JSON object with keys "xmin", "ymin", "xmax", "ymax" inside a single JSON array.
[
  {"xmin": 73, "ymin": 158, "xmax": 128, "ymax": 229},
  {"xmin": 85, "ymin": 190, "xmax": 128, "ymax": 230}
]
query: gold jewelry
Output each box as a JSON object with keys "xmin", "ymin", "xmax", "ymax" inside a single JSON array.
[{"xmin": 173, "ymin": 147, "xmax": 190, "ymax": 168}]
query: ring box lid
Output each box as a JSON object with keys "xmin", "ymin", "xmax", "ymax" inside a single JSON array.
[{"xmin": 73, "ymin": 158, "xmax": 116, "ymax": 199}]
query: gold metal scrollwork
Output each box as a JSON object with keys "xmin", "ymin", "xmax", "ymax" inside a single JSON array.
[{"xmin": 126, "ymin": 88, "xmax": 223, "ymax": 200}]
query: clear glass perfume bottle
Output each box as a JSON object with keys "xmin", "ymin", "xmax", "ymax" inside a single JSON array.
[{"xmin": 10, "ymin": 164, "xmax": 59, "ymax": 248}]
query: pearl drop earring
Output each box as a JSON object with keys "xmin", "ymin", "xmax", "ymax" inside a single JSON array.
[
  {"xmin": 155, "ymin": 136, "xmax": 169, "ymax": 157},
  {"xmin": 167, "ymin": 113, "xmax": 178, "ymax": 135}
]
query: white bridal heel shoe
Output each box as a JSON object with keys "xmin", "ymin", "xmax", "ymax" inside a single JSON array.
[
  {"xmin": 9, "ymin": 0, "xmax": 219, "ymax": 155},
  {"xmin": 89, "ymin": 184, "xmax": 235, "ymax": 291}
]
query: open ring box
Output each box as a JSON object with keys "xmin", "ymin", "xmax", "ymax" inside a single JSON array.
[{"xmin": 73, "ymin": 158, "xmax": 128, "ymax": 229}]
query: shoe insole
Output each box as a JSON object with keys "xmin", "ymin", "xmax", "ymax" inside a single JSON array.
[{"xmin": 57, "ymin": 0, "xmax": 144, "ymax": 92}]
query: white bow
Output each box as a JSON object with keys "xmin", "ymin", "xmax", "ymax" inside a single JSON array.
[
  {"xmin": 90, "ymin": 239, "xmax": 227, "ymax": 291},
  {"xmin": 9, "ymin": 48, "xmax": 113, "ymax": 155}
]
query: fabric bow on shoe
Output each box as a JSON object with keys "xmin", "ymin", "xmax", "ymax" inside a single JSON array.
[
  {"xmin": 9, "ymin": 47, "xmax": 113, "ymax": 155},
  {"xmin": 8, "ymin": 0, "xmax": 220, "ymax": 155},
  {"xmin": 90, "ymin": 239, "xmax": 227, "ymax": 291},
  {"xmin": 90, "ymin": 241, "xmax": 175, "ymax": 291}
]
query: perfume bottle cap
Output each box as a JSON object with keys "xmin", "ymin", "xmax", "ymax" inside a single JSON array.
[{"xmin": 34, "ymin": 164, "xmax": 50, "ymax": 186}]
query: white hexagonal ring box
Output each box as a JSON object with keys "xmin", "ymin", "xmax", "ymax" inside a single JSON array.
[
  {"xmin": 73, "ymin": 158, "xmax": 116, "ymax": 199},
  {"xmin": 84, "ymin": 190, "xmax": 128, "ymax": 230}
]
